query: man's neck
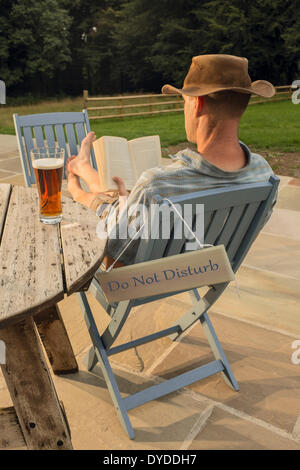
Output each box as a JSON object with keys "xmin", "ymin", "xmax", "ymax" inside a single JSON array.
[{"xmin": 196, "ymin": 118, "xmax": 247, "ymax": 171}]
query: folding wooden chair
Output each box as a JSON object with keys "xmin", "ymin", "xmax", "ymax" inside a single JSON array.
[
  {"xmin": 13, "ymin": 110, "xmax": 97, "ymax": 187},
  {"xmin": 79, "ymin": 175, "xmax": 279, "ymax": 439}
]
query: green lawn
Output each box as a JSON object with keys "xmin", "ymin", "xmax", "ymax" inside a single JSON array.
[
  {"xmin": 239, "ymin": 100, "xmax": 300, "ymax": 152},
  {"xmin": 0, "ymin": 98, "xmax": 299, "ymax": 151}
]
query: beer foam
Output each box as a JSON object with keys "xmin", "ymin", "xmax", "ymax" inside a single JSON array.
[{"xmin": 32, "ymin": 158, "xmax": 64, "ymax": 170}]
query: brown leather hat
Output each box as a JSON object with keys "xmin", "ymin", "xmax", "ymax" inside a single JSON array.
[{"xmin": 162, "ymin": 54, "xmax": 275, "ymax": 98}]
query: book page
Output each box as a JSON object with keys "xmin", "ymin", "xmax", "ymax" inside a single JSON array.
[
  {"xmin": 93, "ymin": 136, "xmax": 136, "ymax": 190},
  {"xmin": 128, "ymin": 135, "xmax": 162, "ymax": 180},
  {"xmin": 93, "ymin": 137, "xmax": 107, "ymax": 191}
]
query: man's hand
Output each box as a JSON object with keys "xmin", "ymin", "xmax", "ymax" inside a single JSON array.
[{"xmin": 112, "ymin": 176, "xmax": 130, "ymax": 197}]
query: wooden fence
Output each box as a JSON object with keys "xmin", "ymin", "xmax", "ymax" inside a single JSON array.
[
  {"xmin": 249, "ymin": 85, "xmax": 293, "ymax": 104},
  {"xmin": 83, "ymin": 91, "xmax": 183, "ymax": 120},
  {"xmin": 83, "ymin": 85, "xmax": 293, "ymax": 120}
]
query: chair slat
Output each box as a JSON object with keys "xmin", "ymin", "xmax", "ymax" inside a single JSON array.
[
  {"xmin": 54, "ymin": 124, "xmax": 68, "ymax": 174},
  {"xmin": 83, "ymin": 109, "xmax": 97, "ymax": 169},
  {"xmin": 33, "ymin": 126, "xmax": 45, "ymax": 148},
  {"xmin": 231, "ymin": 176, "xmax": 279, "ymax": 272},
  {"xmin": 205, "ymin": 208, "xmax": 229, "ymax": 245},
  {"xmin": 44, "ymin": 125, "xmax": 56, "ymax": 148},
  {"xmin": 17, "ymin": 112, "xmax": 86, "ymax": 127},
  {"xmin": 226, "ymin": 201, "xmax": 261, "ymax": 260},
  {"xmin": 65, "ymin": 124, "xmax": 78, "ymax": 156},
  {"xmin": 75, "ymin": 123, "xmax": 96, "ymax": 168},
  {"xmin": 215, "ymin": 205, "xmax": 245, "ymax": 248},
  {"xmin": 169, "ymin": 184, "xmax": 271, "ymax": 211},
  {"xmin": 75, "ymin": 123, "xmax": 86, "ymax": 146},
  {"xmin": 13, "ymin": 115, "xmax": 31, "ymax": 187},
  {"xmin": 204, "ymin": 210, "xmax": 214, "ymax": 236},
  {"xmin": 22, "ymin": 127, "xmax": 35, "ymax": 182},
  {"xmin": 164, "ymin": 220, "xmax": 186, "ymax": 256}
]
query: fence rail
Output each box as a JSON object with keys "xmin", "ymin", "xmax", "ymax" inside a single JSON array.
[{"xmin": 83, "ymin": 85, "xmax": 294, "ymax": 120}]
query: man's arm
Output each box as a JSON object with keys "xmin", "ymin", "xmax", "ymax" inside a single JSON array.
[
  {"xmin": 99, "ymin": 176, "xmax": 130, "ymax": 270},
  {"xmin": 103, "ymin": 255, "xmax": 125, "ymax": 270}
]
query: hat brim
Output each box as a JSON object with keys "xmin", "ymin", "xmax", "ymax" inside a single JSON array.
[{"xmin": 162, "ymin": 80, "xmax": 275, "ymax": 98}]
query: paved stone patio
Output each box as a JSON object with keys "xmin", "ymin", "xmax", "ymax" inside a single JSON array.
[{"xmin": 0, "ymin": 134, "xmax": 299, "ymax": 450}]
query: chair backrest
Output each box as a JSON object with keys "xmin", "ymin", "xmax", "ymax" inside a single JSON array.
[
  {"xmin": 13, "ymin": 110, "xmax": 97, "ymax": 187},
  {"xmin": 132, "ymin": 175, "xmax": 279, "ymax": 306}
]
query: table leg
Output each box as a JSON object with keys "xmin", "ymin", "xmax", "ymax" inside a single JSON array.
[
  {"xmin": 0, "ymin": 317, "xmax": 73, "ymax": 450},
  {"xmin": 34, "ymin": 304, "xmax": 78, "ymax": 375}
]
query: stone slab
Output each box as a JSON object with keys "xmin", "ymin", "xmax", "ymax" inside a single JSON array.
[
  {"xmin": 53, "ymin": 356, "xmax": 210, "ymax": 450},
  {"xmin": 108, "ymin": 296, "xmax": 193, "ymax": 373},
  {"xmin": 0, "ymin": 152, "xmax": 19, "ymax": 161},
  {"xmin": 243, "ymin": 232, "xmax": 300, "ymax": 279},
  {"xmin": 0, "ymin": 157, "xmax": 22, "ymax": 174},
  {"xmin": 276, "ymin": 185, "xmax": 300, "ymax": 212},
  {"xmin": 151, "ymin": 312, "xmax": 300, "ymax": 434},
  {"xmin": 289, "ymin": 178, "xmax": 300, "ymax": 187},
  {"xmin": 0, "ymin": 174, "xmax": 25, "ymax": 186},
  {"xmin": 0, "ymin": 170, "xmax": 15, "ymax": 180},
  {"xmin": 262, "ymin": 208, "xmax": 300, "ymax": 241},
  {"xmin": 277, "ymin": 175, "xmax": 293, "ymax": 192},
  {"xmin": 213, "ymin": 265, "xmax": 300, "ymax": 335},
  {"xmin": 0, "ymin": 135, "xmax": 18, "ymax": 157},
  {"xmin": 189, "ymin": 407, "xmax": 300, "ymax": 450}
]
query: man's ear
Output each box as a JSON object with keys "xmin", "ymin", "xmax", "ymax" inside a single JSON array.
[{"xmin": 194, "ymin": 96, "xmax": 204, "ymax": 116}]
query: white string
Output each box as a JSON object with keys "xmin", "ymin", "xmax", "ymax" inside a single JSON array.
[
  {"xmin": 163, "ymin": 197, "xmax": 213, "ymax": 250},
  {"xmin": 106, "ymin": 223, "xmax": 145, "ymax": 272},
  {"xmin": 234, "ymin": 277, "xmax": 241, "ymax": 299},
  {"xmin": 165, "ymin": 197, "xmax": 240, "ymax": 298}
]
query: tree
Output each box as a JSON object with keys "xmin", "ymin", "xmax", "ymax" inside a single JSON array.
[
  {"xmin": 0, "ymin": 0, "xmax": 71, "ymax": 95},
  {"xmin": 1, "ymin": 0, "xmax": 299, "ymax": 97},
  {"xmin": 194, "ymin": 0, "xmax": 300, "ymax": 84},
  {"xmin": 60, "ymin": 0, "xmax": 123, "ymax": 95}
]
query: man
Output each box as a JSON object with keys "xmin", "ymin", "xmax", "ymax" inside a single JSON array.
[{"xmin": 66, "ymin": 54, "xmax": 275, "ymax": 266}]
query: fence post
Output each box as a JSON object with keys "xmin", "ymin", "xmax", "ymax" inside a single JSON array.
[
  {"xmin": 83, "ymin": 90, "xmax": 88, "ymax": 109},
  {"xmin": 119, "ymin": 97, "xmax": 123, "ymax": 118}
]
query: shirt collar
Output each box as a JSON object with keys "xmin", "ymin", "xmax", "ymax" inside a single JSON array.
[{"xmin": 170, "ymin": 141, "xmax": 252, "ymax": 177}]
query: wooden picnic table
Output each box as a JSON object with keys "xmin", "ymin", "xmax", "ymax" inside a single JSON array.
[{"xmin": 0, "ymin": 183, "xmax": 107, "ymax": 450}]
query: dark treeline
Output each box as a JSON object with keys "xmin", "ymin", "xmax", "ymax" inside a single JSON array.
[{"xmin": 0, "ymin": 0, "xmax": 299, "ymax": 98}]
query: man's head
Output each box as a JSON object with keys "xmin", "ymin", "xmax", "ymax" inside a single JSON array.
[
  {"xmin": 162, "ymin": 54, "xmax": 275, "ymax": 143},
  {"xmin": 183, "ymin": 91, "xmax": 250, "ymax": 142}
]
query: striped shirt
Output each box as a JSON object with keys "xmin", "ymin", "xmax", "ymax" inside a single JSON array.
[{"xmin": 99, "ymin": 142, "xmax": 275, "ymax": 265}]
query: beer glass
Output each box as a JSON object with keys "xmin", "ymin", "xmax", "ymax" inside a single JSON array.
[{"xmin": 31, "ymin": 146, "xmax": 64, "ymax": 224}]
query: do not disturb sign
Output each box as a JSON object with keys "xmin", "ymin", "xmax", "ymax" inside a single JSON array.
[{"xmin": 97, "ymin": 245, "xmax": 235, "ymax": 303}]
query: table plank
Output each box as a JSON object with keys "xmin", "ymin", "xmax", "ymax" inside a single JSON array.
[
  {"xmin": 0, "ymin": 317, "xmax": 73, "ymax": 449},
  {"xmin": 34, "ymin": 304, "xmax": 78, "ymax": 375},
  {"xmin": 0, "ymin": 184, "xmax": 11, "ymax": 240},
  {"xmin": 0, "ymin": 186, "xmax": 64, "ymax": 328},
  {"xmin": 60, "ymin": 196, "xmax": 107, "ymax": 295},
  {"xmin": 0, "ymin": 407, "xmax": 26, "ymax": 449}
]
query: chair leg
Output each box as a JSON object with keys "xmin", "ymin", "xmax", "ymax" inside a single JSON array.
[
  {"xmin": 78, "ymin": 292, "xmax": 135, "ymax": 439},
  {"xmin": 76, "ymin": 293, "xmax": 99, "ymax": 371},
  {"xmin": 101, "ymin": 299, "xmax": 133, "ymax": 350},
  {"xmin": 200, "ymin": 311, "xmax": 239, "ymax": 391},
  {"xmin": 169, "ymin": 288, "xmax": 238, "ymax": 390}
]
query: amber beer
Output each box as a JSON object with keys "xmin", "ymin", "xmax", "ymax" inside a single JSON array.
[{"xmin": 32, "ymin": 151, "xmax": 64, "ymax": 224}]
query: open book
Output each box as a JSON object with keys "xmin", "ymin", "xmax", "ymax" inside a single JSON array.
[{"xmin": 93, "ymin": 135, "xmax": 162, "ymax": 191}]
